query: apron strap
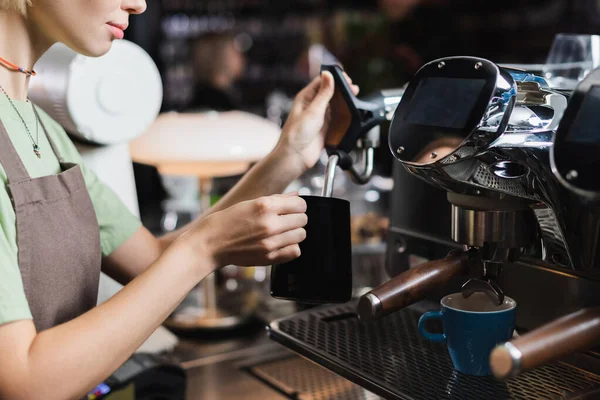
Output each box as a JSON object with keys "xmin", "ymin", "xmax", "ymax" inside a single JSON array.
[
  {"xmin": 0, "ymin": 117, "xmax": 31, "ymax": 183},
  {"xmin": 32, "ymin": 105, "xmax": 65, "ymax": 164}
]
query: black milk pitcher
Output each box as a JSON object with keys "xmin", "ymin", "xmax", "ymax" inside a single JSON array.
[{"xmin": 270, "ymin": 155, "xmax": 352, "ymax": 304}]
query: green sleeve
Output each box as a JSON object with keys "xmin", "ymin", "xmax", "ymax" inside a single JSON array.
[
  {"xmin": 80, "ymin": 163, "xmax": 143, "ymax": 256},
  {"xmin": 0, "ymin": 186, "xmax": 33, "ymax": 325}
]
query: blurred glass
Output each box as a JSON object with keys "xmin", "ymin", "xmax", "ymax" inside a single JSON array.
[{"xmin": 543, "ymin": 34, "xmax": 600, "ymax": 90}]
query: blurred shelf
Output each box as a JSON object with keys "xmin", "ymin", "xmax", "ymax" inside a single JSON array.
[
  {"xmin": 352, "ymin": 242, "xmax": 386, "ymax": 255},
  {"xmin": 160, "ymin": 0, "xmax": 376, "ymax": 15}
]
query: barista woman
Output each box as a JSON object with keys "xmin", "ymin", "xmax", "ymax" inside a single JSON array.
[{"xmin": 0, "ymin": 1, "xmax": 359, "ymax": 398}]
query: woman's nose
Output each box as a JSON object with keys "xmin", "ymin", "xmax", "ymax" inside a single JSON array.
[{"xmin": 122, "ymin": 0, "xmax": 147, "ymax": 15}]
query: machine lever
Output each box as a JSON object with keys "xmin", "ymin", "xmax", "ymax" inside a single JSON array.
[
  {"xmin": 490, "ymin": 307, "xmax": 600, "ymax": 379},
  {"xmin": 357, "ymin": 249, "xmax": 479, "ymax": 321},
  {"xmin": 321, "ymin": 64, "xmax": 386, "ymax": 171}
]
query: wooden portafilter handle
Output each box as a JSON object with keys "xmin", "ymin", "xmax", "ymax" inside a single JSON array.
[
  {"xmin": 490, "ymin": 307, "xmax": 600, "ymax": 379},
  {"xmin": 356, "ymin": 250, "xmax": 475, "ymax": 321}
]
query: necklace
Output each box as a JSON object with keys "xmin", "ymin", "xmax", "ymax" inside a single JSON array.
[
  {"xmin": 0, "ymin": 84, "xmax": 42, "ymax": 158},
  {"xmin": 0, "ymin": 56, "xmax": 36, "ymax": 76}
]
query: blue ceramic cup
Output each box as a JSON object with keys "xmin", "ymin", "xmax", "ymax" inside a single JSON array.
[{"xmin": 418, "ymin": 292, "xmax": 517, "ymax": 376}]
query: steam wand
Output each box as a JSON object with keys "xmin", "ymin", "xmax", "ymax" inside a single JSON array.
[
  {"xmin": 321, "ymin": 154, "xmax": 339, "ymax": 198},
  {"xmin": 346, "ymin": 127, "xmax": 378, "ymax": 185},
  {"xmin": 321, "ymin": 126, "xmax": 379, "ymax": 198}
]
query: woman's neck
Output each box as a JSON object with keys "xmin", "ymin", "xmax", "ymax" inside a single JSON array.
[{"xmin": 0, "ymin": 10, "xmax": 53, "ymax": 101}]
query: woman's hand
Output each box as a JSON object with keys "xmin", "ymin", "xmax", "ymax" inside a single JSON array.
[
  {"xmin": 275, "ymin": 71, "xmax": 360, "ymax": 174},
  {"xmin": 183, "ymin": 194, "xmax": 308, "ymax": 268}
]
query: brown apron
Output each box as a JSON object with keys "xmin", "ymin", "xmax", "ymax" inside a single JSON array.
[{"xmin": 0, "ymin": 109, "xmax": 101, "ymax": 332}]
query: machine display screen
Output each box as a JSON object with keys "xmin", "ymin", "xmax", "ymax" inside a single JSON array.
[
  {"xmin": 567, "ymin": 85, "xmax": 600, "ymax": 144},
  {"xmin": 404, "ymin": 77, "xmax": 487, "ymax": 129}
]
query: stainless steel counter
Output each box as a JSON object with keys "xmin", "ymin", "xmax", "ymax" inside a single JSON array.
[
  {"xmin": 181, "ymin": 340, "xmax": 291, "ymax": 399},
  {"xmin": 165, "ymin": 322, "xmax": 289, "ymax": 399},
  {"xmin": 164, "ymin": 319, "xmax": 380, "ymax": 400}
]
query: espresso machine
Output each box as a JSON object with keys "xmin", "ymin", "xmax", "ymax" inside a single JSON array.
[
  {"xmin": 268, "ymin": 56, "xmax": 600, "ymax": 399},
  {"xmin": 357, "ymin": 56, "xmax": 574, "ymax": 317},
  {"xmin": 489, "ymin": 66, "xmax": 600, "ymax": 381}
]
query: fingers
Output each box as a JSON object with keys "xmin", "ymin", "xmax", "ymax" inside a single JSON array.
[
  {"xmin": 267, "ymin": 244, "xmax": 302, "ymax": 264},
  {"xmin": 256, "ymin": 195, "xmax": 307, "ymax": 215},
  {"xmin": 293, "ymin": 70, "xmax": 359, "ymax": 112},
  {"xmin": 263, "ymin": 228, "xmax": 306, "ymax": 253},
  {"xmin": 305, "ymin": 71, "xmax": 359, "ymax": 116},
  {"xmin": 271, "ymin": 213, "xmax": 308, "ymax": 235},
  {"xmin": 306, "ymin": 71, "xmax": 335, "ymax": 116}
]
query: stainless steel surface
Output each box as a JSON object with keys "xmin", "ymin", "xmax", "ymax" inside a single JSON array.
[
  {"xmin": 451, "ymin": 206, "xmax": 537, "ymax": 251},
  {"xmin": 390, "ymin": 57, "xmax": 600, "ymax": 271},
  {"xmin": 492, "ymin": 342, "xmax": 524, "ymax": 379},
  {"xmin": 346, "ymin": 126, "xmax": 379, "ymax": 186},
  {"xmin": 380, "ymin": 89, "xmax": 403, "ymax": 121},
  {"xmin": 165, "ymin": 321, "xmax": 380, "ymax": 399},
  {"xmin": 383, "ymin": 55, "xmax": 600, "ymax": 351},
  {"xmin": 509, "ymin": 80, "xmax": 568, "ymax": 132},
  {"xmin": 186, "ymin": 360, "xmax": 288, "ymax": 400},
  {"xmin": 461, "ymin": 277, "xmax": 504, "ymax": 305},
  {"xmin": 165, "ymin": 323, "xmax": 288, "ymax": 399},
  {"xmin": 470, "ymin": 64, "xmax": 515, "ymax": 135},
  {"xmin": 183, "ymin": 345, "xmax": 290, "ymax": 400},
  {"xmin": 250, "ymin": 355, "xmax": 381, "ymax": 399},
  {"xmin": 356, "ymin": 293, "xmax": 382, "ymax": 320},
  {"xmin": 532, "ymin": 205, "xmax": 572, "ymax": 268},
  {"xmin": 347, "ymin": 147, "xmax": 375, "ymax": 185},
  {"xmin": 322, "ymin": 154, "xmax": 340, "ymax": 198}
]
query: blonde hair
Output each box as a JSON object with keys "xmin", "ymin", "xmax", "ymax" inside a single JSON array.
[{"xmin": 0, "ymin": 0, "xmax": 31, "ymax": 15}]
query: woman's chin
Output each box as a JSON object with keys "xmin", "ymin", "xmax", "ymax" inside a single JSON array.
[{"xmin": 67, "ymin": 39, "xmax": 114, "ymax": 58}]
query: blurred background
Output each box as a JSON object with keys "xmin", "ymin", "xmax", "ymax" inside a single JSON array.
[
  {"xmin": 127, "ymin": 0, "xmax": 600, "ymax": 113},
  {"xmin": 125, "ymin": 0, "xmax": 600, "ymax": 234}
]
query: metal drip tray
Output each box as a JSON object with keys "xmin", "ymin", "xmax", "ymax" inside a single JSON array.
[
  {"xmin": 268, "ymin": 304, "xmax": 600, "ymax": 400},
  {"xmin": 249, "ymin": 356, "xmax": 381, "ymax": 400}
]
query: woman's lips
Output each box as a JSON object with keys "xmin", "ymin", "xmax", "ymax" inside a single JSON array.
[{"xmin": 107, "ymin": 24, "xmax": 125, "ymax": 40}]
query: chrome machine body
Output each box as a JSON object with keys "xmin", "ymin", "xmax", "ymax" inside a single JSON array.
[{"xmin": 387, "ymin": 56, "xmax": 600, "ymax": 329}]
